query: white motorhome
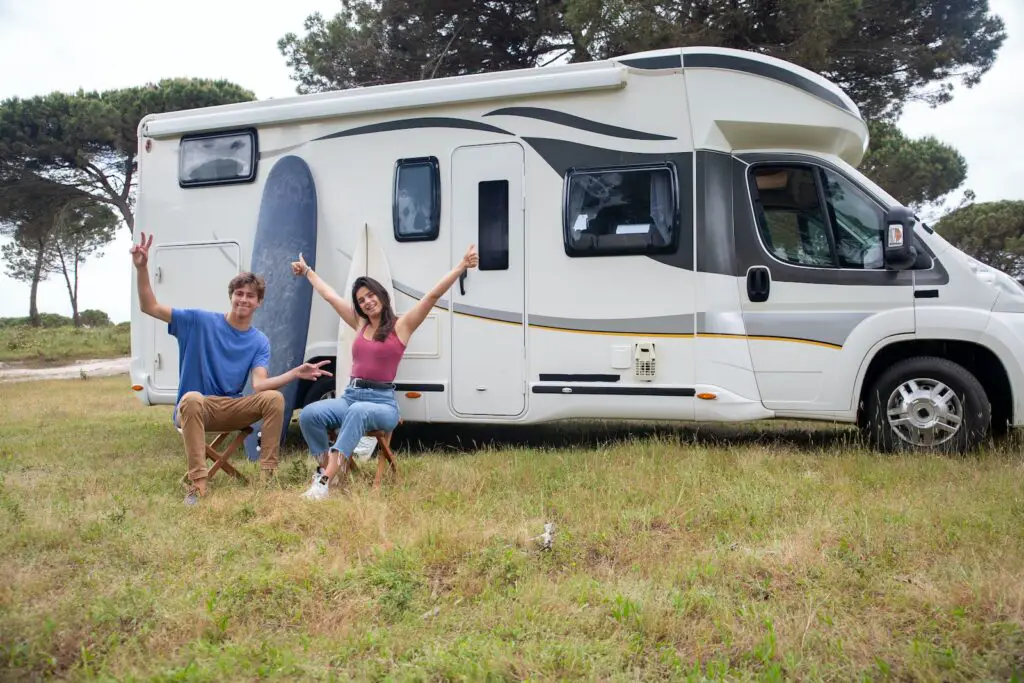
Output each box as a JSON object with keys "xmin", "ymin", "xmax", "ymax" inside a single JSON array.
[{"xmin": 131, "ymin": 46, "xmax": 1024, "ymax": 454}]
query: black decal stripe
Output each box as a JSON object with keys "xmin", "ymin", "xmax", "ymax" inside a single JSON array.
[
  {"xmin": 533, "ymin": 385, "xmax": 695, "ymax": 397},
  {"xmin": 484, "ymin": 106, "xmax": 675, "ymax": 141},
  {"xmin": 395, "ymin": 383, "xmax": 444, "ymax": 392},
  {"xmin": 315, "ymin": 117, "xmax": 512, "ymax": 141},
  {"xmin": 539, "ymin": 373, "xmax": 620, "ymax": 382},
  {"xmin": 683, "ymin": 53, "xmax": 855, "ymax": 115},
  {"xmin": 620, "ymin": 55, "xmax": 683, "ymax": 70}
]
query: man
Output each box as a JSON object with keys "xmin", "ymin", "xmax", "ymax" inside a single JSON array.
[{"xmin": 131, "ymin": 231, "xmax": 331, "ymax": 505}]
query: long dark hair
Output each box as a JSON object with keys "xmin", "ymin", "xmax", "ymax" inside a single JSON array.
[{"xmin": 351, "ymin": 276, "xmax": 396, "ymax": 341}]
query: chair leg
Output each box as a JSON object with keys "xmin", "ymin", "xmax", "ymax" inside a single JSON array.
[
  {"xmin": 370, "ymin": 431, "xmax": 399, "ymax": 490},
  {"xmin": 205, "ymin": 430, "xmax": 249, "ymax": 483}
]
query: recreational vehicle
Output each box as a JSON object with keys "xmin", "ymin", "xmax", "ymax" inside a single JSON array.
[{"xmin": 130, "ymin": 46, "xmax": 1024, "ymax": 454}]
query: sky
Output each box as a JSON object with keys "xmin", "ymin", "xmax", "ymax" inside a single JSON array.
[{"xmin": 1, "ymin": 0, "xmax": 1022, "ymax": 323}]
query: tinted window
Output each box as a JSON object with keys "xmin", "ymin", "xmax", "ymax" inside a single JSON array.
[
  {"xmin": 478, "ymin": 180, "xmax": 509, "ymax": 270},
  {"xmin": 564, "ymin": 165, "xmax": 677, "ymax": 256},
  {"xmin": 394, "ymin": 157, "xmax": 439, "ymax": 241}
]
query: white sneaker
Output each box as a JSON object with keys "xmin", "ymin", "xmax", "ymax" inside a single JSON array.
[{"xmin": 301, "ymin": 473, "xmax": 330, "ymax": 501}]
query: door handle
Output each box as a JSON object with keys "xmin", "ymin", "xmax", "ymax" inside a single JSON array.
[
  {"xmin": 459, "ymin": 271, "xmax": 467, "ymax": 296},
  {"xmin": 747, "ymin": 266, "xmax": 770, "ymax": 303}
]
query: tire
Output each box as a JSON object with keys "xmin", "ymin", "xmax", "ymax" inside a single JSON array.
[
  {"xmin": 864, "ymin": 356, "xmax": 991, "ymax": 454},
  {"xmin": 302, "ymin": 375, "xmax": 336, "ymax": 407}
]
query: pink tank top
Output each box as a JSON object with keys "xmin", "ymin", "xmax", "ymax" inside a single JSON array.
[{"xmin": 350, "ymin": 325, "xmax": 406, "ymax": 383}]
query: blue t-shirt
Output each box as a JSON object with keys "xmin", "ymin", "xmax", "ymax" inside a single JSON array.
[{"xmin": 169, "ymin": 308, "xmax": 271, "ymax": 422}]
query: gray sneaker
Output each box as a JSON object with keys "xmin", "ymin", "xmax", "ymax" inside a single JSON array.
[{"xmin": 184, "ymin": 486, "xmax": 201, "ymax": 506}]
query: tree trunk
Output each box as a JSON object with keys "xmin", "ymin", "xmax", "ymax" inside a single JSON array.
[
  {"xmin": 72, "ymin": 250, "xmax": 80, "ymax": 327},
  {"xmin": 28, "ymin": 275, "xmax": 40, "ymax": 326},
  {"xmin": 28, "ymin": 243, "xmax": 44, "ymax": 327},
  {"xmin": 112, "ymin": 196, "xmax": 134, "ymax": 235},
  {"xmin": 55, "ymin": 243, "xmax": 80, "ymax": 327}
]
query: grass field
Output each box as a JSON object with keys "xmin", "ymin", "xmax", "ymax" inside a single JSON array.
[
  {"xmin": 0, "ymin": 324, "xmax": 129, "ymax": 365},
  {"xmin": 2, "ymin": 375, "xmax": 1024, "ymax": 681}
]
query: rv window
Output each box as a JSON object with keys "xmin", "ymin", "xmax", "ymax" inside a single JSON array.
[
  {"xmin": 478, "ymin": 180, "xmax": 509, "ymax": 270},
  {"xmin": 821, "ymin": 169, "xmax": 885, "ymax": 269},
  {"xmin": 563, "ymin": 164, "xmax": 678, "ymax": 257},
  {"xmin": 394, "ymin": 157, "xmax": 440, "ymax": 242},
  {"xmin": 178, "ymin": 130, "xmax": 257, "ymax": 187},
  {"xmin": 750, "ymin": 165, "xmax": 836, "ymax": 268}
]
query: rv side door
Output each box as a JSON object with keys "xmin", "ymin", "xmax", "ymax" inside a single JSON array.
[{"xmin": 448, "ymin": 143, "xmax": 527, "ymax": 417}]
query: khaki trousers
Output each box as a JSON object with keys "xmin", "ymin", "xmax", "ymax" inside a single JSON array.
[{"xmin": 176, "ymin": 390, "xmax": 285, "ymax": 483}]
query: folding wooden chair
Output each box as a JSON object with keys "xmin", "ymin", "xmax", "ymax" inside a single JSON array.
[
  {"xmin": 205, "ymin": 427, "xmax": 253, "ymax": 483},
  {"xmin": 326, "ymin": 419, "xmax": 402, "ymax": 490},
  {"xmin": 178, "ymin": 426, "xmax": 253, "ymax": 484}
]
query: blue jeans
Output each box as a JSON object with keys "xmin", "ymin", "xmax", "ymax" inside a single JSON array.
[{"xmin": 298, "ymin": 383, "xmax": 400, "ymax": 459}]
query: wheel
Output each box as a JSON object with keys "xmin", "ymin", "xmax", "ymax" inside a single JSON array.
[
  {"xmin": 864, "ymin": 356, "xmax": 991, "ymax": 454},
  {"xmin": 302, "ymin": 375, "xmax": 336, "ymax": 407}
]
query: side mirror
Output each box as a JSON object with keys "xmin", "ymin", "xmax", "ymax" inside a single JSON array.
[{"xmin": 883, "ymin": 206, "xmax": 918, "ymax": 271}]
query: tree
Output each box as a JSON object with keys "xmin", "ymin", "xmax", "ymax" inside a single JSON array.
[
  {"xmin": 934, "ymin": 201, "xmax": 1024, "ymax": 278},
  {"xmin": 860, "ymin": 120, "xmax": 968, "ymax": 211},
  {"xmin": 0, "ymin": 78, "xmax": 256, "ymax": 235},
  {"xmin": 280, "ymin": 0, "xmax": 1006, "ymax": 122},
  {"xmin": 49, "ymin": 201, "xmax": 119, "ymax": 327},
  {"xmin": 0, "ymin": 171, "xmax": 88, "ymax": 326}
]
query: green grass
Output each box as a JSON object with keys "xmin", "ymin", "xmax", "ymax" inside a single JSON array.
[
  {"xmin": 0, "ymin": 324, "xmax": 129, "ymax": 365},
  {"xmin": 2, "ymin": 376, "xmax": 1024, "ymax": 681}
]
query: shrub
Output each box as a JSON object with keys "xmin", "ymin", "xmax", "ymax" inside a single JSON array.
[{"xmin": 79, "ymin": 310, "xmax": 112, "ymax": 327}]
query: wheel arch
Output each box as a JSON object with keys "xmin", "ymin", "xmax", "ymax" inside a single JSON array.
[{"xmin": 854, "ymin": 338, "xmax": 1013, "ymax": 437}]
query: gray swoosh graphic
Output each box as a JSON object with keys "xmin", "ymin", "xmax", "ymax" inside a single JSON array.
[{"xmin": 394, "ymin": 280, "xmax": 862, "ymax": 345}]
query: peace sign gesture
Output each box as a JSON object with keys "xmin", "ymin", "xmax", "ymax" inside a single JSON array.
[{"xmin": 131, "ymin": 232, "xmax": 154, "ymax": 270}]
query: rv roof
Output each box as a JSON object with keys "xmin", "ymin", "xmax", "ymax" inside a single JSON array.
[{"xmin": 139, "ymin": 47, "xmax": 861, "ymax": 139}]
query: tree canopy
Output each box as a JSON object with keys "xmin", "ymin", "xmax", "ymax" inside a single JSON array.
[
  {"xmin": 934, "ymin": 200, "xmax": 1024, "ymax": 278},
  {"xmin": 0, "ymin": 78, "xmax": 255, "ymax": 234},
  {"xmin": 860, "ymin": 120, "xmax": 968, "ymax": 210}
]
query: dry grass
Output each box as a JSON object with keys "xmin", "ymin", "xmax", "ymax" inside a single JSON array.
[
  {"xmin": 2, "ymin": 376, "xmax": 1024, "ymax": 681},
  {"xmin": 0, "ymin": 325, "xmax": 129, "ymax": 365}
]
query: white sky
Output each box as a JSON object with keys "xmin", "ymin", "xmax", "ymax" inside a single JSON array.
[{"xmin": 0, "ymin": 0, "xmax": 1022, "ymax": 323}]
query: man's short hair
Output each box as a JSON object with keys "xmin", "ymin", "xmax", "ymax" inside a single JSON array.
[{"xmin": 228, "ymin": 272, "xmax": 266, "ymax": 301}]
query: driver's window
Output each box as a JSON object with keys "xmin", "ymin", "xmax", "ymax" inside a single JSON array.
[
  {"xmin": 822, "ymin": 169, "xmax": 885, "ymax": 269},
  {"xmin": 751, "ymin": 166, "xmax": 835, "ymax": 268}
]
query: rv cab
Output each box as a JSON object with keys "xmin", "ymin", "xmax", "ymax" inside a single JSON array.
[{"xmin": 130, "ymin": 46, "xmax": 1024, "ymax": 454}]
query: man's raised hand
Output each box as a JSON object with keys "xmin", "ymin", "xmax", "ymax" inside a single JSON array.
[{"xmin": 131, "ymin": 232, "xmax": 154, "ymax": 269}]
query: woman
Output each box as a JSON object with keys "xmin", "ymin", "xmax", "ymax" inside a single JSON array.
[{"xmin": 291, "ymin": 244, "xmax": 479, "ymax": 500}]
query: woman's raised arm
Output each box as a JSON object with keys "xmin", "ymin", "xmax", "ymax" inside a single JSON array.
[
  {"xmin": 292, "ymin": 253, "xmax": 359, "ymax": 330},
  {"xmin": 396, "ymin": 244, "xmax": 478, "ymax": 343}
]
